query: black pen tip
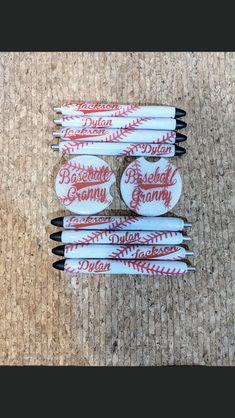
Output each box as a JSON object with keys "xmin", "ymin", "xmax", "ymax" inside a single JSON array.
[
  {"xmin": 175, "ymin": 108, "xmax": 186, "ymax": 118},
  {"xmin": 51, "ymin": 217, "xmax": 63, "ymax": 227},
  {"xmin": 175, "ymin": 132, "xmax": 187, "ymax": 143},
  {"xmin": 175, "ymin": 145, "xmax": 186, "ymax": 156},
  {"xmin": 50, "ymin": 232, "xmax": 62, "ymax": 242},
  {"xmin": 176, "ymin": 120, "xmax": 187, "ymax": 130},
  {"xmin": 53, "ymin": 259, "xmax": 66, "ymax": 271},
  {"xmin": 52, "ymin": 245, "xmax": 65, "ymax": 256}
]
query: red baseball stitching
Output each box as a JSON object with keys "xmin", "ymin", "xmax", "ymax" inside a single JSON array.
[
  {"xmin": 102, "ymin": 128, "xmax": 130, "ymax": 143},
  {"xmin": 108, "ymin": 244, "xmax": 140, "ymax": 259},
  {"xmin": 102, "ymin": 118, "xmax": 149, "ymax": 143},
  {"xmin": 110, "ymin": 216, "xmax": 138, "ymax": 230},
  {"xmin": 122, "ymin": 260, "xmax": 183, "ymax": 275},
  {"xmin": 64, "ymin": 265, "xmax": 75, "ymax": 273},
  {"xmin": 136, "ymin": 231, "xmax": 177, "ymax": 245},
  {"xmin": 132, "ymin": 158, "xmax": 142, "ymax": 181},
  {"xmin": 62, "ymin": 141, "xmax": 90, "ymax": 154},
  {"xmin": 161, "ymin": 131, "xmax": 175, "ymax": 144},
  {"xmin": 111, "ymin": 105, "xmax": 141, "ymax": 117},
  {"xmin": 64, "ymin": 243, "xmax": 81, "ymax": 253},
  {"xmin": 73, "ymin": 230, "xmax": 110, "ymax": 245},
  {"xmin": 62, "ymin": 161, "xmax": 87, "ymax": 172},
  {"xmin": 121, "ymin": 143, "xmax": 143, "ymax": 156},
  {"xmin": 63, "ymin": 116, "xmax": 81, "ymax": 121},
  {"xmin": 165, "ymin": 160, "xmax": 178, "ymax": 177}
]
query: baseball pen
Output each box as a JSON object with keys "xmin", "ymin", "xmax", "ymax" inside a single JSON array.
[
  {"xmin": 52, "ymin": 128, "xmax": 187, "ymax": 144},
  {"xmin": 51, "ymin": 142, "xmax": 186, "ymax": 157},
  {"xmin": 52, "ymin": 244, "xmax": 193, "ymax": 260},
  {"xmin": 53, "ymin": 103, "xmax": 186, "ymax": 118},
  {"xmin": 53, "ymin": 116, "xmax": 187, "ymax": 130},
  {"xmin": 53, "ymin": 258, "xmax": 196, "ymax": 275},
  {"xmin": 50, "ymin": 230, "xmax": 191, "ymax": 245},
  {"xmin": 51, "ymin": 216, "xmax": 192, "ymax": 231}
]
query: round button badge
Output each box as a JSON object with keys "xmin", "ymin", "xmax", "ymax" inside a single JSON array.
[
  {"xmin": 55, "ymin": 156, "xmax": 116, "ymax": 214},
  {"xmin": 120, "ymin": 157, "xmax": 182, "ymax": 216}
]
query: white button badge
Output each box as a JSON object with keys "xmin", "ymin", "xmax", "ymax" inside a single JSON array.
[
  {"xmin": 55, "ymin": 155, "xmax": 116, "ymax": 214},
  {"xmin": 120, "ymin": 157, "xmax": 182, "ymax": 216}
]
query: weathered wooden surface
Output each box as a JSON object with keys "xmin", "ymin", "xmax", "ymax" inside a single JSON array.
[{"xmin": 0, "ymin": 52, "xmax": 234, "ymax": 365}]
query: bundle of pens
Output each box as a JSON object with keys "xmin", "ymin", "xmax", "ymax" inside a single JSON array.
[
  {"xmin": 50, "ymin": 216, "xmax": 195, "ymax": 276},
  {"xmin": 51, "ymin": 103, "xmax": 187, "ymax": 157},
  {"xmin": 50, "ymin": 102, "xmax": 195, "ymax": 276}
]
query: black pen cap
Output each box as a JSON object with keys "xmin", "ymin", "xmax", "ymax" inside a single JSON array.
[
  {"xmin": 175, "ymin": 108, "xmax": 186, "ymax": 118},
  {"xmin": 50, "ymin": 232, "xmax": 62, "ymax": 242},
  {"xmin": 52, "ymin": 245, "xmax": 65, "ymax": 256},
  {"xmin": 53, "ymin": 259, "xmax": 66, "ymax": 271},
  {"xmin": 51, "ymin": 217, "xmax": 64, "ymax": 227},
  {"xmin": 175, "ymin": 120, "xmax": 187, "ymax": 130},
  {"xmin": 175, "ymin": 145, "xmax": 186, "ymax": 156},
  {"xmin": 175, "ymin": 132, "xmax": 187, "ymax": 142}
]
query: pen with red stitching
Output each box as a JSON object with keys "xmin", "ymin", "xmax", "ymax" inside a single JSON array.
[
  {"xmin": 50, "ymin": 216, "xmax": 192, "ymax": 231},
  {"xmin": 52, "ymin": 244, "xmax": 194, "ymax": 260},
  {"xmin": 53, "ymin": 116, "xmax": 187, "ymax": 130},
  {"xmin": 50, "ymin": 230, "xmax": 191, "ymax": 245},
  {"xmin": 53, "ymin": 103, "xmax": 186, "ymax": 118},
  {"xmin": 51, "ymin": 142, "xmax": 186, "ymax": 157},
  {"xmin": 52, "ymin": 259, "xmax": 196, "ymax": 275},
  {"xmin": 52, "ymin": 128, "xmax": 187, "ymax": 144}
]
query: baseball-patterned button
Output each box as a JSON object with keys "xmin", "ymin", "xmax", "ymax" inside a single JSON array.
[
  {"xmin": 120, "ymin": 157, "xmax": 182, "ymax": 216},
  {"xmin": 55, "ymin": 156, "xmax": 115, "ymax": 214}
]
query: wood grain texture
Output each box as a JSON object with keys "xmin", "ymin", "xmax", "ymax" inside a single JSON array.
[{"xmin": 0, "ymin": 52, "xmax": 234, "ymax": 365}]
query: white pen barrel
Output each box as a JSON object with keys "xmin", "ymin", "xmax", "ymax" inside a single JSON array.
[
  {"xmin": 56, "ymin": 116, "xmax": 177, "ymax": 130},
  {"xmin": 56, "ymin": 104, "xmax": 176, "ymax": 118},
  {"xmin": 63, "ymin": 216, "xmax": 186, "ymax": 231},
  {"xmin": 55, "ymin": 128, "xmax": 177, "ymax": 144},
  {"xmin": 59, "ymin": 141, "xmax": 175, "ymax": 157},
  {"xmin": 64, "ymin": 244, "xmax": 187, "ymax": 260},
  {"xmin": 60, "ymin": 230, "xmax": 185, "ymax": 245},
  {"xmin": 63, "ymin": 258, "xmax": 188, "ymax": 275}
]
